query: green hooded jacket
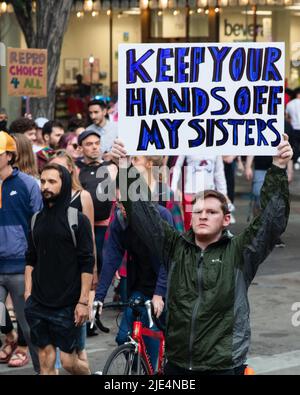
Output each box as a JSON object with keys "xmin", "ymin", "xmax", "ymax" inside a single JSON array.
[{"xmin": 120, "ymin": 164, "xmax": 289, "ymax": 370}]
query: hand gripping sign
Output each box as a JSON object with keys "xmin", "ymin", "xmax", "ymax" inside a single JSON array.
[{"xmin": 118, "ymin": 42, "xmax": 285, "ymax": 156}]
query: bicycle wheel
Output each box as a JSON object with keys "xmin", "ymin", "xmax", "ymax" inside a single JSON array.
[{"xmin": 103, "ymin": 343, "xmax": 151, "ymax": 375}]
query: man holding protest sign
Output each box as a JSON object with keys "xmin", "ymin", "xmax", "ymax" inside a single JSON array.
[
  {"xmin": 110, "ymin": 133, "xmax": 292, "ymax": 375},
  {"xmin": 105, "ymin": 42, "xmax": 292, "ymax": 374}
]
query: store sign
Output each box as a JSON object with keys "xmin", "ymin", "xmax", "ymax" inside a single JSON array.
[
  {"xmin": 7, "ymin": 47, "xmax": 47, "ymax": 97},
  {"xmin": 224, "ymin": 19, "xmax": 263, "ymax": 38},
  {"xmin": 118, "ymin": 42, "xmax": 285, "ymax": 155}
]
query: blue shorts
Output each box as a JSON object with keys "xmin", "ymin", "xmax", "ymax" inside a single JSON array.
[{"xmin": 24, "ymin": 296, "xmax": 80, "ymax": 354}]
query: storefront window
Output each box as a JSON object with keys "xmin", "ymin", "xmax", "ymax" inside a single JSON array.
[
  {"xmin": 189, "ymin": 12, "xmax": 209, "ymax": 37},
  {"xmin": 151, "ymin": 9, "xmax": 186, "ymax": 38}
]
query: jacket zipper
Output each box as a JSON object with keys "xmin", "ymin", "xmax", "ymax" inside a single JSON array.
[{"xmin": 188, "ymin": 251, "xmax": 204, "ymax": 370}]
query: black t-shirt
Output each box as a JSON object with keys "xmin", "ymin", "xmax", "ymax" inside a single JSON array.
[
  {"xmin": 77, "ymin": 160, "xmax": 114, "ymax": 222},
  {"xmin": 254, "ymin": 156, "xmax": 272, "ymax": 171}
]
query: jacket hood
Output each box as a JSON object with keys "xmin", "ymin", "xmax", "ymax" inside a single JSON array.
[{"xmin": 43, "ymin": 164, "xmax": 72, "ymax": 212}]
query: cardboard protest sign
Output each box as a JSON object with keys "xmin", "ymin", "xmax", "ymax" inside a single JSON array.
[
  {"xmin": 7, "ymin": 48, "xmax": 47, "ymax": 97},
  {"xmin": 118, "ymin": 42, "xmax": 285, "ymax": 155}
]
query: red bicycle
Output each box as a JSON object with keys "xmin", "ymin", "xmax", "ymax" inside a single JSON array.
[{"xmin": 92, "ymin": 297, "xmax": 165, "ymax": 375}]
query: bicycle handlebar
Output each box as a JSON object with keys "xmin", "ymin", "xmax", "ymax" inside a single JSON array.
[{"xmin": 90, "ymin": 299, "xmax": 165, "ymax": 333}]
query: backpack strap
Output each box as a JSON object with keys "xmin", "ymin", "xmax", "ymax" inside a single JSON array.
[
  {"xmin": 67, "ymin": 207, "xmax": 78, "ymax": 248},
  {"xmin": 30, "ymin": 211, "xmax": 40, "ymax": 249}
]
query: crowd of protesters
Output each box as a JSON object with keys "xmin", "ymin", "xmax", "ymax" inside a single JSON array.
[{"xmin": 0, "ymin": 84, "xmax": 297, "ymax": 375}]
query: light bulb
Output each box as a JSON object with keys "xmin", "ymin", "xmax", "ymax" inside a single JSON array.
[
  {"xmin": 83, "ymin": 0, "xmax": 93, "ymax": 12},
  {"xmin": 141, "ymin": 0, "xmax": 149, "ymax": 9},
  {"xmin": 0, "ymin": 2, "xmax": 7, "ymax": 13}
]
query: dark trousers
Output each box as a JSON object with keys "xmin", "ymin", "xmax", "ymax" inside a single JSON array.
[
  {"xmin": 94, "ymin": 225, "xmax": 107, "ymax": 274},
  {"xmin": 224, "ymin": 162, "xmax": 236, "ymax": 204},
  {"xmin": 291, "ymin": 130, "xmax": 300, "ymax": 163}
]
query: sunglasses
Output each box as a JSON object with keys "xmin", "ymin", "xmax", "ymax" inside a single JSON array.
[{"xmin": 71, "ymin": 143, "xmax": 79, "ymax": 150}]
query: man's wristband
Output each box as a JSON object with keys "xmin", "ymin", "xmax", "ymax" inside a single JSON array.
[{"xmin": 78, "ymin": 301, "xmax": 89, "ymax": 306}]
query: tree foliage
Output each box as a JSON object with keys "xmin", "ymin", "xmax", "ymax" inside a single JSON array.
[{"xmin": 11, "ymin": 0, "xmax": 74, "ymax": 118}]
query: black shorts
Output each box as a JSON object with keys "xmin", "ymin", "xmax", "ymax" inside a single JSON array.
[{"xmin": 24, "ymin": 296, "xmax": 80, "ymax": 354}]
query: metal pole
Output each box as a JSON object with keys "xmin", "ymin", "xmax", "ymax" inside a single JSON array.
[
  {"xmin": 25, "ymin": 97, "xmax": 30, "ymax": 115},
  {"xmin": 109, "ymin": 0, "xmax": 113, "ymax": 94}
]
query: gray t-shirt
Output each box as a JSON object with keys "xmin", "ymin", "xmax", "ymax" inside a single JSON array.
[{"xmin": 86, "ymin": 120, "xmax": 118, "ymax": 153}]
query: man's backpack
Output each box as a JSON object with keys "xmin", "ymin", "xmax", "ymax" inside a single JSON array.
[{"xmin": 31, "ymin": 207, "xmax": 78, "ymax": 248}]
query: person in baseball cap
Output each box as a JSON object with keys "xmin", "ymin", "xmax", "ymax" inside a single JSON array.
[
  {"xmin": 0, "ymin": 131, "xmax": 16, "ymax": 154},
  {"xmin": 77, "ymin": 129, "xmax": 100, "ymax": 146}
]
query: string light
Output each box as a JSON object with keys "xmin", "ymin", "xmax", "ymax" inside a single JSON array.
[
  {"xmin": 83, "ymin": 0, "xmax": 93, "ymax": 12},
  {"xmin": 159, "ymin": 0, "xmax": 168, "ymax": 9},
  {"xmin": 141, "ymin": 0, "xmax": 149, "ymax": 9},
  {"xmin": 0, "ymin": 1, "xmax": 7, "ymax": 13}
]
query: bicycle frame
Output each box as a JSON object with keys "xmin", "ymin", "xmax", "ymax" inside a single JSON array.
[{"xmin": 131, "ymin": 320, "xmax": 165, "ymax": 375}]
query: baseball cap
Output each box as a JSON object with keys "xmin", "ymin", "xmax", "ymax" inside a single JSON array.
[
  {"xmin": 78, "ymin": 129, "xmax": 100, "ymax": 146},
  {"xmin": 35, "ymin": 117, "xmax": 49, "ymax": 129},
  {"xmin": 0, "ymin": 131, "xmax": 17, "ymax": 154}
]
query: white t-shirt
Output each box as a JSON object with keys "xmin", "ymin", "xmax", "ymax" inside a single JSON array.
[
  {"xmin": 286, "ymin": 98, "xmax": 300, "ymax": 130},
  {"xmin": 171, "ymin": 155, "xmax": 228, "ymax": 195}
]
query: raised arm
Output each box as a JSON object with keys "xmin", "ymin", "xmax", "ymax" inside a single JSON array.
[
  {"xmin": 111, "ymin": 140, "xmax": 180, "ymax": 270},
  {"xmin": 234, "ymin": 135, "xmax": 292, "ymax": 287}
]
